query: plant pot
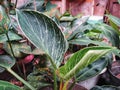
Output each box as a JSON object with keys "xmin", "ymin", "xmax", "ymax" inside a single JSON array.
[{"xmin": 108, "ymin": 61, "xmax": 120, "ymax": 86}]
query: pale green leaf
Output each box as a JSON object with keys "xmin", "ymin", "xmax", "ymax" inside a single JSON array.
[
  {"xmin": 106, "ymin": 15, "xmax": 120, "ymax": 26},
  {"xmin": 16, "ymin": 10, "xmax": 68, "ymax": 67},
  {"xmin": 58, "ymin": 46, "xmax": 113, "ymax": 80}
]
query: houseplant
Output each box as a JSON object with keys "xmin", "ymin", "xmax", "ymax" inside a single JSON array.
[{"xmin": 0, "ymin": 0, "xmax": 119, "ymax": 90}]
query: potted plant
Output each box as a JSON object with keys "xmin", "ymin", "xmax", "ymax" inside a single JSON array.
[{"xmin": 0, "ymin": 0, "xmax": 119, "ymax": 90}]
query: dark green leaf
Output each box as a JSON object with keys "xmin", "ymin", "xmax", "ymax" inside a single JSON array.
[
  {"xmin": 76, "ymin": 58, "xmax": 108, "ymax": 81},
  {"xmin": 91, "ymin": 85, "xmax": 120, "ymax": 90},
  {"xmin": 58, "ymin": 46, "xmax": 113, "ymax": 80},
  {"xmin": 0, "ymin": 55, "xmax": 15, "ymax": 69},
  {"xmin": 0, "ymin": 31, "xmax": 22, "ymax": 43},
  {"xmin": 16, "ymin": 10, "xmax": 68, "ymax": 67},
  {"xmin": 0, "ymin": 80, "xmax": 22, "ymax": 90}
]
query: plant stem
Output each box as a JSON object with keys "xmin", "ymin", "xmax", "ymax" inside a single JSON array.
[
  {"xmin": 53, "ymin": 70, "xmax": 57, "ymax": 90},
  {"xmin": 5, "ymin": 33, "xmax": 23, "ymax": 77},
  {"xmin": 7, "ymin": 68, "xmax": 36, "ymax": 90}
]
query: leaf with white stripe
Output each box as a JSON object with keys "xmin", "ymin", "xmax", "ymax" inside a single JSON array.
[
  {"xmin": 16, "ymin": 10, "xmax": 68, "ymax": 68},
  {"xmin": 58, "ymin": 46, "xmax": 113, "ymax": 80}
]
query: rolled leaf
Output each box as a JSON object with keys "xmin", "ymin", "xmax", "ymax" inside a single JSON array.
[
  {"xmin": 58, "ymin": 46, "xmax": 113, "ymax": 80},
  {"xmin": 0, "ymin": 80, "xmax": 22, "ymax": 90},
  {"xmin": 16, "ymin": 10, "xmax": 68, "ymax": 68}
]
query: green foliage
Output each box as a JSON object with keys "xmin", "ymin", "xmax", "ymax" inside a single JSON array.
[
  {"xmin": 0, "ymin": 31, "xmax": 22, "ymax": 43},
  {"xmin": 118, "ymin": 0, "xmax": 120, "ymax": 4},
  {"xmin": 0, "ymin": 80, "xmax": 22, "ymax": 90},
  {"xmin": 0, "ymin": 55, "xmax": 15, "ymax": 69},
  {"xmin": 58, "ymin": 46, "xmax": 113, "ymax": 80},
  {"xmin": 3, "ymin": 42, "xmax": 31, "ymax": 58},
  {"xmin": 91, "ymin": 85, "xmax": 120, "ymax": 90},
  {"xmin": 0, "ymin": 5, "xmax": 10, "ymax": 33},
  {"xmin": 16, "ymin": 10, "xmax": 68, "ymax": 68},
  {"xmin": 76, "ymin": 57, "xmax": 108, "ymax": 81}
]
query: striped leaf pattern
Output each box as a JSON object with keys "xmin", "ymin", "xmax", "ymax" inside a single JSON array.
[
  {"xmin": 58, "ymin": 46, "xmax": 113, "ymax": 80},
  {"xmin": 16, "ymin": 10, "xmax": 68, "ymax": 68}
]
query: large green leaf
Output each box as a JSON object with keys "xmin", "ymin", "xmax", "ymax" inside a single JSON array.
[
  {"xmin": 0, "ymin": 31, "xmax": 22, "ymax": 43},
  {"xmin": 91, "ymin": 85, "xmax": 120, "ymax": 90},
  {"xmin": 106, "ymin": 15, "xmax": 120, "ymax": 27},
  {"xmin": 0, "ymin": 55, "xmax": 15, "ymax": 69},
  {"xmin": 58, "ymin": 46, "xmax": 113, "ymax": 80},
  {"xmin": 94, "ymin": 23, "xmax": 120, "ymax": 47},
  {"xmin": 76, "ymin": 57, "xmax": 108, "ymax": 81},
  {"xmin": 0, "ymin": 80, "xmax": 22, "ymax": 90},
  {"xmin": 16, "ymin": 10, "xmax": 68, "ymax": 67}
]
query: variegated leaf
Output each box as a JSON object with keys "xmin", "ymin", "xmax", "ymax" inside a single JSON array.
[
  {"xmin": 16, "ymin": 10, "xmax": 68, "ymax": 68},
  {"xmin": 58, "ymin": 46, "xmax": 113, "ymax": 80}
]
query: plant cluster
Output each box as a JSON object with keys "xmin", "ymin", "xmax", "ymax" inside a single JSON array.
[{"xmin": 0, "ymin": 0, "xmax": 120, "ymax": 90}]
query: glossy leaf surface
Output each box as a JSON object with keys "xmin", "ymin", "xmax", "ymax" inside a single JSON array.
[
  {"xmin": 16, "ymin": 10, "xmax": 68, "ymax": 67},
  {"xmin": 58, "ymin": 46, "xmax": 113, "ymax": 80},
  {"xmin": 0, "ymin": 80, "xmax": 22, "ymax": 90}
]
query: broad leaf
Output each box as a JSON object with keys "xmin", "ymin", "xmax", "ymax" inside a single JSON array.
[
  {"xmin": 16, "ymin": 10, "xmax": 68, "ymax": 67},
  {"xmin": 91, "ymin": 85, "xmax": 120, "ymax": 90},
  {"xmin": 58, "ymin": 46, "xmax": 113, "ymax": 80},
  {"xmin": 0, "ymin": 80, "xmax": 22, "ymax": 90},
  {"xmin": 106, "ymin": 15, "xmax": 120, "ymax": 26},
  {"xmin": 0, "ymin": 31, "xmax": 22, "ymax": 43},
  {"xmin": 76, "ymin": 57, "xmax": 108, "ymax": 81},
  {"xmin": 0, "ymin": 55, "xmax": 15, "ymax": 69}
]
